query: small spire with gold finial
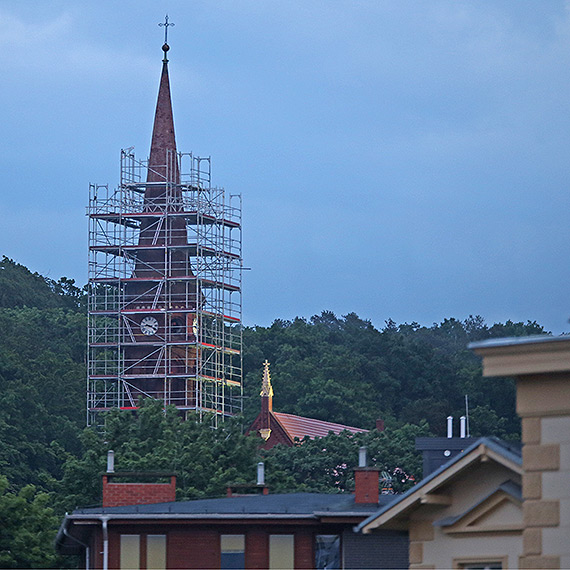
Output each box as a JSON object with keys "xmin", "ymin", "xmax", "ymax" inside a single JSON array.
[
  {"xmin": 159, "ymin": 14, "xmax": 175, "ymax": 62},
  {"xmin": 259, "ymin": 360, "xmax": 273, "ymax": 440},
  {"xmin": 260, "ymin": 360, "xmax": 274, "ymax": 399}
]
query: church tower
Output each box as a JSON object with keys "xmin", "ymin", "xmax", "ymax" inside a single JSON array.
[{"xmin": 87, "ymin": 32, "xmax": 242, "ymax": 426}]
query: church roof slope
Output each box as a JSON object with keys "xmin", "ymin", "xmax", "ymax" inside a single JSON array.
[{"xmin": 272, "ymin": 411, "xmax": 369, "ymax": 441}]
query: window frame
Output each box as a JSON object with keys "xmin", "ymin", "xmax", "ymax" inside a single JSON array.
[
  {"xmin": 453, "ymin": 555, "xmax": 508, "ymax": 570},
  {"xmin": 220, "ymin": 533, "xmax": 246, "ymax": 570},
  {"xmin": 269, "ymin": 533, "xmax": 295, "ymax": 570},
  {"xmin": 315, "ymin": 534, "xmax": 341, "ymax": 570},
  {"xmin": 119, "ymin": 534, "xmax": 140, "ymax": 570}
]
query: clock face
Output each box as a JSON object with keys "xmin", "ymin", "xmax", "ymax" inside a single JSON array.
[{"xmin": 140, "ymin": 316, "xmax": 159, "ymax": 336}]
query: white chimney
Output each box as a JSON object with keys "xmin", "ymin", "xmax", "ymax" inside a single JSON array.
[
  {"xmin": 447, "ymin": 416, "xmax": 453, "ymax": 439},
  {"xmin": 460, "ymin": 416, "xmax": 466, "ymax": 438},
  {"xmin": 107, "ymin": 450, "xmax": 115, "ymax": 473},
  {"xmin": 359, "ymin": 446, "xmax": 367, "ymax": 468},
  {"xmin": 257, "ymin": 462, "xmax": 265, "ymax": 486}
]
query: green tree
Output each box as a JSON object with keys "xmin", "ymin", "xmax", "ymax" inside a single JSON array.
[
  {"xmin": 0, "ymin": 307, "xmax": 85, "ymax": 489},
  {"xmin": 0, "ymin": 256, "xmax": 85, "ymax": 310},
  {"xmin": 0, "ymin": 476, "xmax": 62, "ymax": 568},
  {"xmin": 57, "ymin": 400, "xmax": 260, "ymax": 510},
  {"xmin": 243, "ymin": 311, "xmax": 548, "ymax": 438},
  {"xmin": 261, "ymin": 422, "xmax": 431, "ymax": 494}
]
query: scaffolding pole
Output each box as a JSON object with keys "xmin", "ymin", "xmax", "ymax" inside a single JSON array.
[{"xmin": 87, "ymin": 149, "xmax": 242, "ymax": 426}]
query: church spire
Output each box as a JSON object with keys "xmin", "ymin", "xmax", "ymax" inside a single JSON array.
[
  {"xmin": 147, "ymin": 23, "xmax": 178, "ymax": 186},
  {"xmin": 260, "ymin": 359, "xmax": 274, "ymax": 411}
]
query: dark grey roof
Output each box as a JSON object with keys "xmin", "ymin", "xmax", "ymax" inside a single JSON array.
[
  {"xmin": 57, "ymin": 491, "xmax": 399, "ymax": 554},
  {"xmin": 71, "ymin": 492, "xmax": 397, "ymax": 517},
  {"xmin": 415, "ymin": 437, "xmax": 476, "ymax": 451},
  {"xmin": 56, "ymin": 493, "xmax": 398, "ymax": 554},
  {"xmin": 355, "ymin": 437, "xmax": 521, "ymax": 533}
]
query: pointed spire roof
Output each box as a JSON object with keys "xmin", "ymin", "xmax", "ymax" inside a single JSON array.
[
  {"xmin": 147, "ymin": 43, "xmax": 178, "ymax": 185},
  {"xmin": 260, "ymin": 360, "xmax": 274, "ymax": 399}
]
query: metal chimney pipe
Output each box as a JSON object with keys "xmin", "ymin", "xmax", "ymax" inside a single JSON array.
[
  {"xmin": 107, "ymin": 450, "xmax": 115, "ymax": 473},
  {"xmin": 447, "ymin": 416, "xmax": 453, "ymax": 439},
  {"xmin": 359, "ymin": 446, "xmax": 367, "ymax": 468},
  {"xmin": 257, "ymin": 462, "xmax": 265, "ymax": 486},
  {"xmin": 460, "ymin": 416, "xmax": 466, "ymax": 439}
]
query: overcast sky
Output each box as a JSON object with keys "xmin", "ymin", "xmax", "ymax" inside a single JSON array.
[{"xmin": 1, "ymin": 1, "xmax": 569, "ymax": 333}]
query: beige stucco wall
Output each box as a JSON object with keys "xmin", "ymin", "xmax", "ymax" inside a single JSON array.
[
  {"xmin": 422, "ymin": 531, "xmax": 520, "ymax": 569},
  {"xmin": 444, "ymin": 462, "xmax": 520, "ymax": 512},
  {"xmin": 518, "ymin": 374, "xmax": 569, "ymax": 569},
  {"xmin": 408, "ymin": 462, "xmax": 522, "ymax": 569},
  {"xmin": 472, "ymin": 337, "xmax": 570, "ymax": 570},
  {"xmin": 540, "ymin": 416, "xmax": 570, "ymax": 568}
]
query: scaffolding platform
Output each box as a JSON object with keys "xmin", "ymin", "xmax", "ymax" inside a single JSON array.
[{"xmin": 87, "ymin": 149, "xmax": 242, "ymax": 426}]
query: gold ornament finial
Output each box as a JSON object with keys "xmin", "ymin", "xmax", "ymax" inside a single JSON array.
[{"xmin": 260, "ymin": 359, "xmax": 274, "ymax": 398}]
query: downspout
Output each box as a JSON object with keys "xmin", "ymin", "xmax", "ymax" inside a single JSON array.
[
  {"xmin": 62, "ymin": 524, "xmax": 90, "ymax": 569},
  {"xmin": 102, "ymin": 516, "xmax": 110, "ymax": 570}
]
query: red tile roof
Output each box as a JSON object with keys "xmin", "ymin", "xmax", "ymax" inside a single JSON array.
[{"xmin": 272, "ymin": 412, "xmax": 368, "ymax": 441}]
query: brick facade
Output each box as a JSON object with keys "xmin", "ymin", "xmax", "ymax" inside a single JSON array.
[{"xmin": 96, "ymin": 523, "xmax": 381, "ymax": 569}]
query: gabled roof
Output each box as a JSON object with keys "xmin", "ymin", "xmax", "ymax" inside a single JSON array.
[
  {"xmin": 272, "ymin": 412, "xmax": 369, "ymax": 441},
  {"xmin": 356, "ymin": 437, "xmax": 522, "ymax": 534},
  {"xmin": 433, "ymin": 480, "xmax": 522, "ymax": 530},
  {"xmin": 248, "ymin": 360, "xmax": 369, "ymax": 448}
]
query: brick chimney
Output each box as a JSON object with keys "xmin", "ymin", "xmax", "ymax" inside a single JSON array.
[
  {"xmin": 102, "ymin": 472, "xmax": 176, "ymax": 507},
  {"xmin": 354, "ymin": 446, "xmax": 380, "ymax": 504}
]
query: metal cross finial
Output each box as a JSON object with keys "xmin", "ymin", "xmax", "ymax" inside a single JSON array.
[{"xmin": 159, "ymin": 14, "xmax": 175, "ymax": 45}]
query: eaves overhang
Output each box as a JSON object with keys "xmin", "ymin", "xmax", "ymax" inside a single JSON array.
[
  {"xmin": 57, "ymin": 508, "xmax": 374, "ymax": 553},
  {"xmin": 57, "ymin": 511, "xmax": 319, "ymax": 553},
  {"xmin": 64, "ymin": 510, "xmax": 374, "ymax": 524},
  {"xmin": 469, "ymin": 335, "xmax": 570, "ymax": 377},
  {"xmin": 66, "ymin": 512, "xmax": 318, "ymax": 522}
]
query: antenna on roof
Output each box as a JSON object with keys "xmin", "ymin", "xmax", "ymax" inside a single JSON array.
[{"xmin": 465, "ymin": 394, "xmax": 470, "ymax": 438}]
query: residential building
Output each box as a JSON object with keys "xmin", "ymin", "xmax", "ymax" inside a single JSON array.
[
  {"xmin": 357, "ymin": 437, "xmax": 523, "ymax": 569},
  {"xmin": 56, "ymin": 459, "xmax": 408, "ymax": 569},
  {"xmin": 357, "ymin": 334, "xmax": 570, "ymax": 570},
  {"xmin": 471, "ymin": 335, "xmax": 570, "ymax": 569}
]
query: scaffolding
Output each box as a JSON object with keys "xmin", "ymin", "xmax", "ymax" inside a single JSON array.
[{"xmin": 87, "ymin": 148, "xmax": 242, "ymax": 426}]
